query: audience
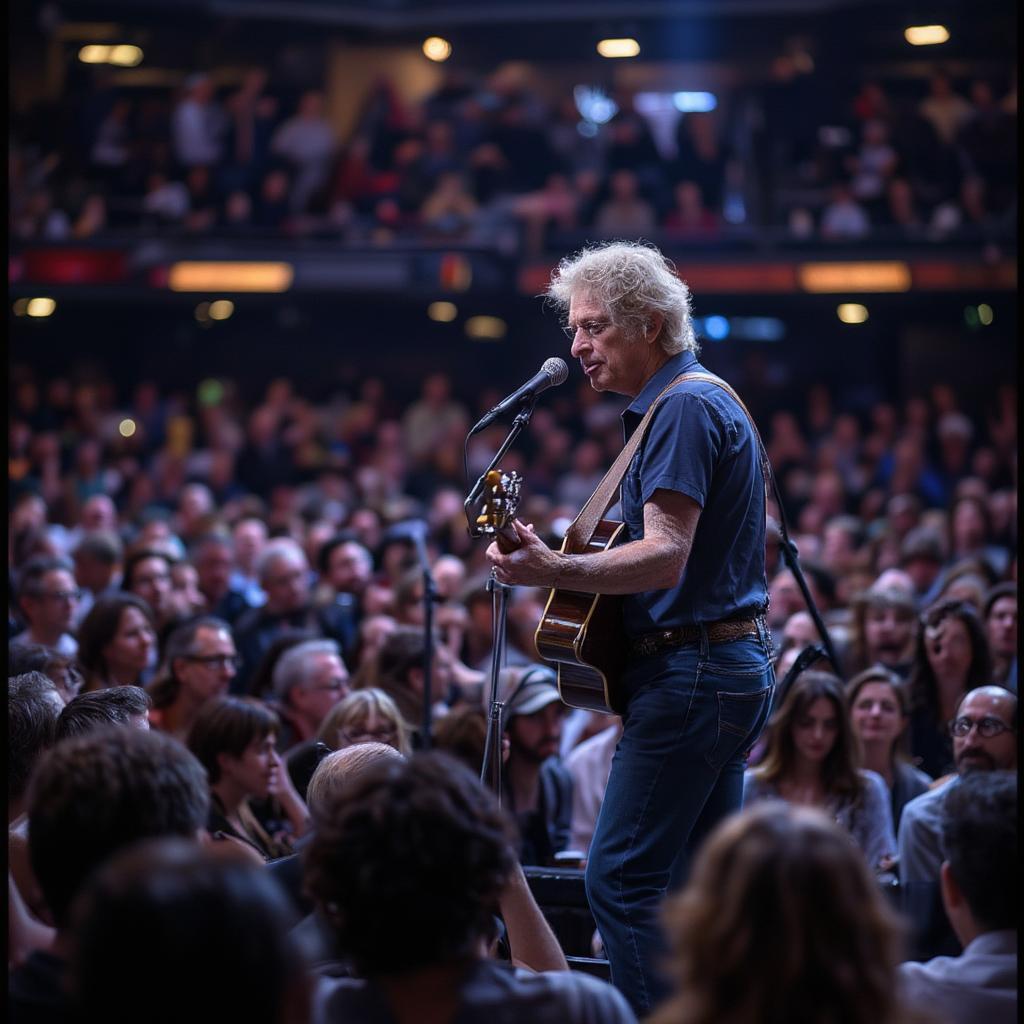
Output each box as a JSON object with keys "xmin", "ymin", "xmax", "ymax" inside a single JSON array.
[
  {"xmin": 846, "ymin": 666, "xmax": 932, "ymax": 831},
  {"xmin": 897, "ymin": 770, "xmax": 1017, "ymax": 1024},
  {"xmin": 744, "ymin": 671, "xmax": 896, "ymax": 874},
  {"xmin": 75, "ymin": 593, "xmax": 158, "ymax": 693},
  {"xmin": 650, "ymin": 802, "xmax": 915, "ymax": 1024},
  {"xmin": 54, "ymin": 685, "xmax": 152, "ymax": 740},
  {"xmin": 304, "ymin": 752, "xmax": 635, "ymax": 1022}
]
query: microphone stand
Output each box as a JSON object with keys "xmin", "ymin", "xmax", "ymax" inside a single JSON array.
[
  {"xmin": 464, "ymin": 400, "xmax": 536, "ymax": 804},
  {"xmin": 408, "ymin": 526, "xmax": 438, "ymax": 750}
]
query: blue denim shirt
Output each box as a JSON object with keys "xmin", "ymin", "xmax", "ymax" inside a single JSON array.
[{"xmin": 620, "ymin": 351, "xmax": 768, "ymax": 635}]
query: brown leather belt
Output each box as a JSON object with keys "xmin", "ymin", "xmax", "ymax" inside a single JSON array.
[{"xmin": 629, "ymin": 618, "xmax": 760, "ymax": 657}]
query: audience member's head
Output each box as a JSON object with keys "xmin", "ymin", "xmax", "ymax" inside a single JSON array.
[
  {"xmin": 939, "ymin": 770, "xmax": 1016, "ymax": 941},
  {"xmin": 850, "ymin": 585, "xmax": 917, "ymax": 672},
  {"xmin": 951, "ymin": 686, "xmax": 1017, "ymax": 774},
  {"xmin": 982, "ymin": 582, "xmax": 1017, "ymax": 676},
  {"xmin": 76, "ymin": 592, "xmax": 158, "ymax": 689},
  {"xmin": 502, "ymin": 664, "xmax": 565, "ymax": 767},
  {"xmin": 755, "ymin": 670, "xmax": 861, "ymax": 800},
  {"xmin": 71, "ymin": 530, "xmax": 123, "ymax": 594},
  {"xmin": 69, "ymin": 838, "xmax": 311, "ymax": 1024},
  {"xmin": 315, "ymin": 686, "xmax": 410, "ymax": 756},
  {"xmin": 910, "ymin": 599, "xmax": 992, "ymax": 721},
  {"xmin": 305, "ymin": 742, "xmax": 404, "ymax": 820},
  {"xmin": 258, "ymin": 538, "xmax": 310, "ymax": 614},
  {"xmin": 271, "ymin": 638, "xmax": 350, "ymax": 726},
  {"xmin": 651, "ymin": 802, "xmax": 907, "ymax": 1024},
  {"xmin": 122, "ymin": 548, "xmax": 176, "ymax": 623},
  {"xmin": 845, "ymin": 666, "xmax": 912, "ymax": 765},
  {"xmin": 55, "ymin": 686, "xmax": 152, "ymax": 741},
  {"xmin": 304, "ymin": 752, "xmax": 517, "ymax": 975},
  {"xmin": 186, "ymin": 695, "xmax": 280, "ymax": 788},
  {"xmin": 148, "ymin": 615, "xmax": 237, "ymax": 710},
  {"xmin": 16, "ymin": 555, "xmax": 79, "ymax": 642},
  {"xmin": 7, "ymin": 642, "xmax": 83, "ymax": 703},
  {"xmin": 9, "ymin": 671, "xmax": 64, "ymax": 812},
  {"xmin": 27, "ymin": 728, "xmax": 209, "ymax": 928}
]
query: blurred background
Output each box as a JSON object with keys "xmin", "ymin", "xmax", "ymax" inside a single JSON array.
[{"xmin": 9, "ymin": 0, "xmax": 1016, "ymax": 568}]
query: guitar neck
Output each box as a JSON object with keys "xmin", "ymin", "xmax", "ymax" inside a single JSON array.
[{"xmin": 494, "ymin": 525, "xmax": 521, "ymax": 554}]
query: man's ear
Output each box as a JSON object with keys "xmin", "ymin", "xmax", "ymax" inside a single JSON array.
[
  {"xmin": 939, "ymin": 859, "xmax": 962, "ymax": 914},
  {"xmin": 645, "ymin": 312, "xmax": 665, "ymax": 345}
]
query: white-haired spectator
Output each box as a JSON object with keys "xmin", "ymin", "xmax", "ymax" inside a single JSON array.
[{"xmin": 270, "ymin": 638, "xmax": 351, "ymax": 752}]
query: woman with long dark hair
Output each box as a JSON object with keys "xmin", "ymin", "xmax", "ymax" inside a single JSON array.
[
  {"xmin": 76, "ymin": 593, "xmax": 157, "ymax": 693},
  {"xmin": 744, "ymin": 670, "xmax": 895, "ymax": 873}
]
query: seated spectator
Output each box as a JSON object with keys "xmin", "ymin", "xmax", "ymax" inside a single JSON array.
[
  {"xmin": 69, "ymin": 838, "xmax": 312, "ymax": 1024},
  {"xmin": 650, "ymin": 802, "xmax": 911, "ymax": 1024},
  {"xmin": 982, "ymin": 583, "xmax": 1017, "ymax": 689},
  {"xmin": 69, "ymin": 530, "xmax": 123, "ymax": 627},
  {"xmin": 501, "ymin": 664, "xmax": 574, "ymax": 867},
  {"xmin": 187, "ymin": 695, "xmax": 310, "ymax": 861},
  {"xmin": 907, "ymin": 599, "xmax": 992, "ymax": 779},
  {"xmin": 304, "ymin": 752, "xmax": 634, "ymax": 1022},
  {"xmin": 8, "ymin": 728, "xmax": 209, "ymax": 1020},
  {"xmin": 146, "ymin": 616, "xmax": 238, "ymax": 741},
  {"xmin": 898, "ymin": 686, "xmax": 1017, "ymax": 961},
  {"xmin": 122, "ymin": 547, "xmax": 179, "ymax": 634},
  {"xmin": 7, "ymin": 644, "xmax": 83, "ymax": 704},
  {"xmin": 76, "ymin": 593, "xmax": 158, "ymax": 694},
  {"xmin": 314, "ymin": 535, "xmax": 372, "ymax": 618},
  {"xmin": 11, "ymin": 556, "xmax": 80, "ymax": 658},
  {"xmin": 270, "ymin": 89, "xmax": 336, "ymax": 214},
  {"xmin": 268, "ymin": 740, "xmax": 404, "ymax": 924},
  {"xmin": 898, "ymin": 770, "xmax": 1016, "ymax": 1024},
  {"xmin": 433, "ymin": 704, "xmax": 505, "ymax": 777},
  {"xmin": 919, "ymin": 70, "xmax": 974, "ymax": 147},
  {"xmin": 54, "ymin": 685, "xmax": 152, "ymax": 740},
  {"xmin": 900, "ymin": 526, "xmax": 948, "ymax": 608},
  {"xmin": 172, "ymin": 73, "xmax": 228, "ymax": 169},
  {"xmin": 294, "ymin": 684, "xmax": 411, "ymax": 796},
  {"xmin": 168, "ymin": 559, "xmax": 207, "ymax": 619},
  {"xmin": 193, "ymin": 532, "xmax": 257, "ymax": 626},
  {"xmin": 820, "ymin": 179, "xmax": 870, "ymax": 240},
  {"xmin": 662, "ymin": 180, "xmax": 719, "ymax": 237},
  {"xmin": 419, "ymin": 170, "xmax": 479, "ymax": 238},
  {"xmin": 744, "ymin": 671, "xmax": 896, "ymax": 873},
  {"xmin": 593, "ymin": 169, "xmax": 656, "ymax": 235},
  {"xmin": 845, "ymin": 584, "xmax": 918, "ymax": 678},
  {"xmin": 846, "ymin": 666, "xmax": 932, "ymax": 831},
  {"xmin": 269, "ymin": 638, "xmax": 351, "ymax": 753},
  {"xmin": 232, "ymin": 538, "xmax": 357, "ymax": 693}
]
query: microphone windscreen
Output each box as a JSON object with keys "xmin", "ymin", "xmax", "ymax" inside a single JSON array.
[{"xmin": 542, "ymin": 357, "xmax": 569, "ymax": 385}]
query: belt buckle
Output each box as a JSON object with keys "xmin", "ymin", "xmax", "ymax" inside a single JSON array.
[{"xmin": 634, "ymin": 634, "xmax": 659, "ymax": 657}]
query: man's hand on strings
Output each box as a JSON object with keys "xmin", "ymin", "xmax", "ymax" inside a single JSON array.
[{"xmin": 486, "ymin": 519, "xmax": 563, "ymax": 588}]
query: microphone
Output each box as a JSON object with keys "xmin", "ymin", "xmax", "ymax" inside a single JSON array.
[{"xmin": 469, "ymin": 358, "xmax": 568, "ymax": 434}]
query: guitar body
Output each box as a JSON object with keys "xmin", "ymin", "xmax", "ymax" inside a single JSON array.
[{"xmin": 534, "ymin": 519, "xmax": 628, "ymax": 715}]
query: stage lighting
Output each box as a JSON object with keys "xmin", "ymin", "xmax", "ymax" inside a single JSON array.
[
  {"xmin": 423, "ymin": 37, "xmax": 452, "ymax": 61},
  {"xmin": 977, "ymin": 303, "xmax": 994, "ymax": 325},
  {"xmin": 465, "ymin": 316, "xmax": 506, "ymax": 340},
  {"xmin": 427, "ymin": 301, "xmax": 458, "ymax": 322},
  {"xmin": 904, "ymin": 25, "xmax": 949, "ymax": 46},
  {"xmin": 208, "ymin": 300, "xmax": 234, "ymax": 320},
  {"xmin": 118, "ymin": 419, "xmax": 137, "ymax": 438},
  {"xmin": 26, "ymin": 297, "xmax": 56, "ymax": 318},
  {"xmin": 837, "ymin": 303, "xmax": 869, "ymax": 324},
  {"xmin": 108, "ymin": 45, "xmax": 143, "ymax": 67},
  {"xmin": 597, "ymin": 38, "xmax": 640, "ymax": 58},
  {"xmin": 169, "ymin": 262, "xmax": 293, "ymax": 292}
]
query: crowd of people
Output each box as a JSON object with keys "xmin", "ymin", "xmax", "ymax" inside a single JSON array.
[
  {"xmin": 10, "ymin": 58, "xmax": 1016, "ymax": 251},
  {"xmin": 8, "ymin": 230, "xmax": 1018, "ymax": 1021}
]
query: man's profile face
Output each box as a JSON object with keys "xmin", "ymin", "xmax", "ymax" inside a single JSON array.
[
  {"xmin": 567, "ymin": 292, "xmax": 648, "ymax": 397},
  {"xmin": 953, "ymin": 690, "xmax": 1017, "ymax": 773}
]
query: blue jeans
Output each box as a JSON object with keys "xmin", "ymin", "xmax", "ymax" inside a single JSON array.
[{"xmin": 584, "ymin": 623, "xmax": 775, "ymax": 1017}]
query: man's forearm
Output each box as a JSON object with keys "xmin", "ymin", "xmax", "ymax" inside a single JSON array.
[
  {"xmin": 499, "ymin": 862, "xmax": 569, "ymax": 973},
  {"xmin": 552, "ymin": 535, "xmax": 689, "ymax": 595}
]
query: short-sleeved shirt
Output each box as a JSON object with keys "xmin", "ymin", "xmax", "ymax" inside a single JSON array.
[
  {"xmin": 620, "ymin": 351, "xmax": 768, "ymax": 635},
  {"xmin": 313, "ymin": 957, "xmax": 637, "ymax": 1024}
]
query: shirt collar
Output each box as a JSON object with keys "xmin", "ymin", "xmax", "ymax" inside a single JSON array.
[{"xmin": 624, "ymin": 350, "xmax": 698, "ymax": 420}]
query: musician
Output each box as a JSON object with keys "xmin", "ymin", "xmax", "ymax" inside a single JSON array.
[{"xmin": 487, "ymin": 241, "xmax": 775, "ymax": 1015}]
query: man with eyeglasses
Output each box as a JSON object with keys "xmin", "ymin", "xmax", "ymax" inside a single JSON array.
[
  {"xmin": 12, "ymin": 556, "xmax": 81, "ymax": 658},
  {"xmin": 486, "ymin": 241, "xmax": 774, "ymax": 1015},
  {"xmin": 898, "ymin": 685, "xmax": 1017, "ymax": 960},
  {"xmin": 270, "ymin": 638, "xmax": 351, "ymax": 753}
]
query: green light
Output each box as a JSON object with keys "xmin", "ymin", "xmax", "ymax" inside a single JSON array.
[
  {"xmin": 198, "ymin": 378, "xmax": 225, "ymax": 406},
  {"xmin": 963, "ymin": 306, "xmax": 979, "ymax": 328}
]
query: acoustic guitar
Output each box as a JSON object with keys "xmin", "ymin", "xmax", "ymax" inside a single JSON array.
[{"xmin": 476, "ymin": 468, "xmax": 628, "ymax": 716}]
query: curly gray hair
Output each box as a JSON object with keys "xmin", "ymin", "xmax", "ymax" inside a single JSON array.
[{"xmin": 545, "ymin": 241, "xmax": 698, "ymax": 356}]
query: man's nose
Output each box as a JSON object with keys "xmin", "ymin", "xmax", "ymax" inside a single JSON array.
[{"xmin": 570, "ymin": 331, "xmax": 587, "ymax": 358}]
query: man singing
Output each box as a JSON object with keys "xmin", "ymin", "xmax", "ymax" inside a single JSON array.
[{"xmin": 487, "ymin": 241, "xmax": 775, "ymax": 1014}]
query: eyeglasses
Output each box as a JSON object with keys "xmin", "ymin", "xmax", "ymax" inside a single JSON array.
[
  {"xmin": 561, "ymin": 320, "xmax": 612, "ymax": 341},
  {"xmin": 949, "ymin": 715, "xmax": 1015, "ymax": 738},
  {"xmin": 338, "ymin": 726, "xmax": 397, "ymax": 746},
  {"xmin": 185, "ymin": 654, "xmax": 241, "ymax": 670},
  {"xmin": 38, "ymin": 589, "xmax": 82, "ymax": 603},
  {"xmin": 309, "ymin": 678, "xmax": 349, "ymax": 694}
]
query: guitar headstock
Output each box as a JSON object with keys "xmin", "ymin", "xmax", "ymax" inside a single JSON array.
[{"xmin": 474, "ymin": 469, "xmax": 522, "ymax": 543}]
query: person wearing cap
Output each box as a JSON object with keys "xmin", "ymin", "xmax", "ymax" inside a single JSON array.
[{"xmin": 501, "ymin": 664, "xmax": 574, "ymax": 867}]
